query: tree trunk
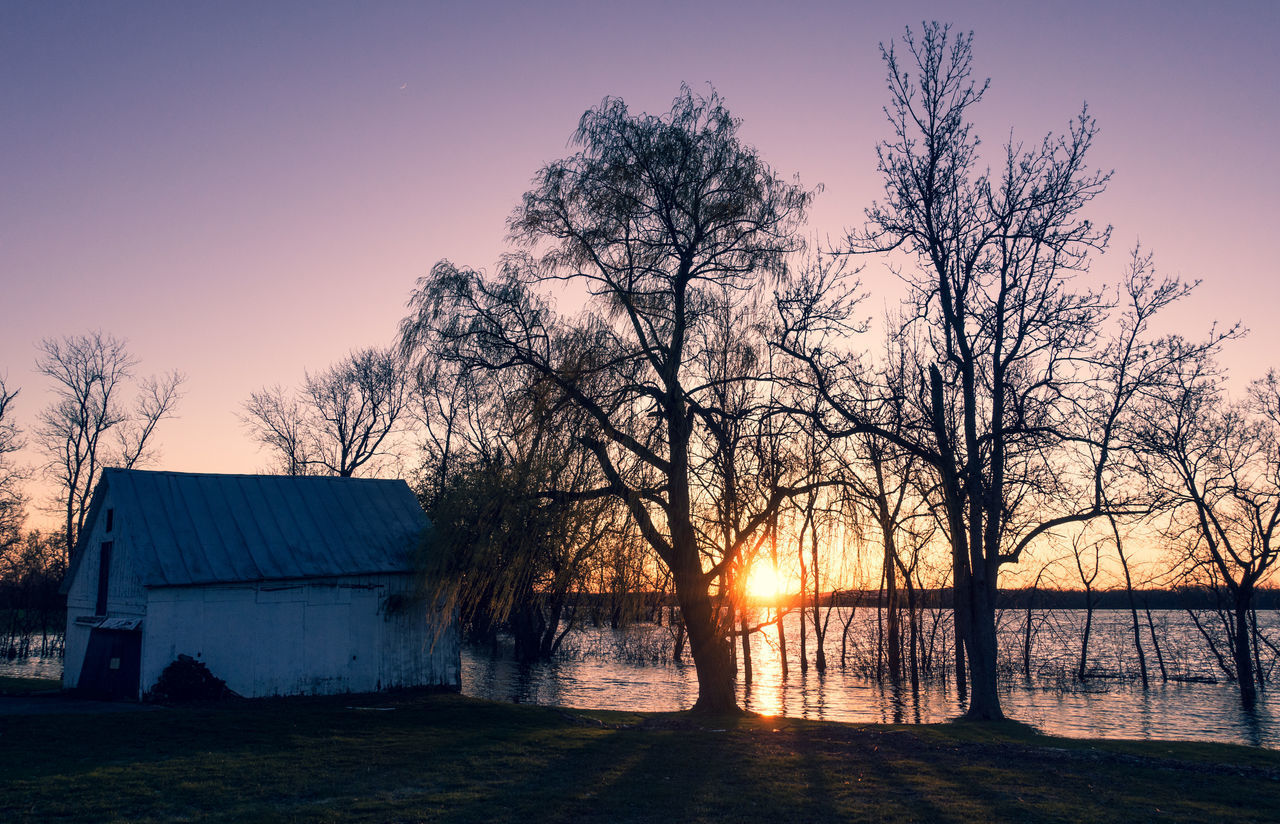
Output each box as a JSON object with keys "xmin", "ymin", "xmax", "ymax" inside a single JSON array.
[
  {"xmin": 1078, "ymin": 592, "xmax": 1094, "ymax": 681},
  {"xmin": 884, "ymin": 538, "xmax": 901, "ymax": 682},
  {"xmin": 811, "ymin": 519, "xmax": 827, "ymax": 674},
  {"xmin": 1116, "ymin": 540, "xmax": 1149, "ymax": 688},
  {"xmin": 673, "ymin": 561, "xmax": 737, "ymax": 713},
  {"xmin": 905, "ymin": 577, "xmax": 920, "ymax": 692},
  {"xmin": 1022, "ymin": 586, "xmax": 1035, "ymax": 680},
  {"xmin": 798, "ymin": 555, "xmax": 808, "ymax": 672},
  {"xmin": 671, "ymin": 608, "xmax": 687, "ymax": 663},
  {"xmin": 952, "ymin": 579, "xmax": 969, "ymax": 703},
  {"xmin": 962, "ymin": 578, "xmax": 1004, "ymax": 720},
  {"xmin": 739, "ymin": 612, "xmax": 753, "ymax": 684},
  {"xmin": 1143, "ymin": 604, "xmax": 1168, "ymax": 682},
  {"xmin": 1234, "ymin": 587, "xmax": 1257, "ymax": 708},
  {"xmin": 875, "ymin": 564, "xmax": 885, "ymax": 679},
  {"xmin": 777, "ymin": 607, "xmax": 789, "ymax": 678}
]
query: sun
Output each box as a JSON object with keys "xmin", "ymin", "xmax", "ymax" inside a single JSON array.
[{"xmin": 744, "ymin": 561, "xmax": 787, "ymax": 603}]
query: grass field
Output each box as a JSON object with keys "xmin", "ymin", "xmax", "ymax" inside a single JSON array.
[
  {"xmin": 0, "ymin": 675, "xmax": 61, "ymax": 695},
  {"xmin": 0, "ymin": 685, "xmax": 1276, "ymax": 823}
]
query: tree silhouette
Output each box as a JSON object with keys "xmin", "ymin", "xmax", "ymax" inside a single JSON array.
[{"xmin": 402, "ymin": 86, "xmax": 814, "ymax": 712}]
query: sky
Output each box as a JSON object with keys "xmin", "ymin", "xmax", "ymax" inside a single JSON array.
[{"xmin": 2, "ymin": 0, "xmax": 1278, "ymax": 528}]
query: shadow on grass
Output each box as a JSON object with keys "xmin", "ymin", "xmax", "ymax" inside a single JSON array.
[{"xmin": 2, "ymin": 694, "xmax": 1277, "ymax": 824}]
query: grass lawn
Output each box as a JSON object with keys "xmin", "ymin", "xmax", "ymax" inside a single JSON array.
[
  {"xmin": 0, "ymin": 686, "xmax": 1276, "ymax": 823},
  {"xmin": 0, "ymin": 675, "xmax": 61, "ymax": 695}
]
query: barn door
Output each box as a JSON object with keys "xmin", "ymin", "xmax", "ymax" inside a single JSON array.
[{"xmin": 78, "ymin": 629, "xmax": 142, "ymax": 699}]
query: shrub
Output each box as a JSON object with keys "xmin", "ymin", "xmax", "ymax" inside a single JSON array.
[{"xmin": 146, "ymin": 654, "xmax": 236, "ymax": 702}]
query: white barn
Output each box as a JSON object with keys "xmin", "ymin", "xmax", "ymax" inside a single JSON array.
[{"xmin": 61, "ymin": 469, "xmax": 460, "ymax": 699}]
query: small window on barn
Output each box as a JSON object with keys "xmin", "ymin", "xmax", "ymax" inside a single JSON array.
[
  {"xmin": 105, "ymin": 508, "xmax": 114, "ymax": 532},
  {"xmin": 96, "ymin": 542, "xmax": 112, "ymax": 616}
]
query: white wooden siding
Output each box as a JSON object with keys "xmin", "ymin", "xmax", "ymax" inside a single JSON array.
[
  {"xmin": 63, "ymin": 487, "xmax": 147, "ymax": 689},
  {"xmin": 141, "ymin": 575, "xmax": 459, "ymax": 697}
]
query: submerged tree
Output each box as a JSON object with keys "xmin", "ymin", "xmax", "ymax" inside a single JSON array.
[
  {"xmin": 778, "ymin": 25, "xmax": 1212, "ymax": 719},
  {"xmin": 415, "ymin": 348, "xmax": 628, "ymax": 661},
  {"xmin": 1139, "ymin": 360, "xmax": 1280, "ymax": 706},
  {"xmin": 402, "ymin": 86, "xmax": 814, "ymax": 712},
  {"xmin": 35, "ymin": 332, "xmax": 184, "ymax": 562}
]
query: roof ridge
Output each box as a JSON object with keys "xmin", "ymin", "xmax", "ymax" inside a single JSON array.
[{"xmin": 103, "ymin": 468, "xmax": 407, "ymax": 483}]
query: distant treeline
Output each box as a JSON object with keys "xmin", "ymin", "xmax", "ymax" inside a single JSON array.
[
  {"xmin": 812, "ymin": 588, "xmax": 1280, "ymax": 611},
  {"xmin": 570, "ymin": 588, "xmax": 1280, "ymax": 617}
]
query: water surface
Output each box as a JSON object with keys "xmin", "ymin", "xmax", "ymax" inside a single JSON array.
[{"xmin": 463, "ymin": 609, "xmax": 1279, "ymax": 748}]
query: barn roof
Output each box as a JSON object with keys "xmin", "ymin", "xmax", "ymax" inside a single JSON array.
[{"xmin": 67, "ymin": 469, "xmax": 431, "ymax": 588}]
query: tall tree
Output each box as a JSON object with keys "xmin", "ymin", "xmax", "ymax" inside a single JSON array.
[
  {"xmin": 402, "ymin": 87, "xmax": 814, "ymax": 712},
  {"xmin": 243, "ymin": 346, "xmax": 408, "ymax": 477},
  {"xmin": 778, "ymin": 25, "xmax": 1210, "ymax": 719},
  {"xmin": 35, "ymin": 332, "xmax": 184, "ymax": 562}
]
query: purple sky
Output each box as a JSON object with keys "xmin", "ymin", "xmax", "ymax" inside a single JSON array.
[{"xmin": 3, "ymin": 1, "xmax": 1278, "ymax": 524}]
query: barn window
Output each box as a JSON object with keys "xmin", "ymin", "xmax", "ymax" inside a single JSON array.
[
  {"xmin": 96, "ymin": 542, "xmax": 112, "ymax": 616},
  {"xmin": 106, "ymin": 508, "xmax": 114, "ymax": 532}
]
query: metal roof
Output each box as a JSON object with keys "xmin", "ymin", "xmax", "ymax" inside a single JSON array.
[{"xmin": 69, "ymin": 469, "xmax": 431, "ymax": 588}]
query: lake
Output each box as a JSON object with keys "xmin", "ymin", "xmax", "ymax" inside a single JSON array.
[
  {"xmin": 5, "ymin": 608, "xmax": 1275, "ymax": 747},
  {"xmin": 462, "ymin": 608, "xmax": 1279, "ymax": 748}
]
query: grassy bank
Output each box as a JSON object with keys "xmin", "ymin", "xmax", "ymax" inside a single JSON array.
[
  {"xmin": 0, "ymin": 688, "xmax": 1276, "ymax": 823},
  {"xmin": 0, "ymin": 675, "xmax": 60, "ymax": 695}
]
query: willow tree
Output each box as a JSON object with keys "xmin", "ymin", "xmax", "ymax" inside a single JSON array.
[{"xmin": 401, "ymin": 87, "xmax": 813, "ymax": 712}]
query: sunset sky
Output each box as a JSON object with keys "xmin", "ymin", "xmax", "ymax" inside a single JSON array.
[{"xmin": 3, "ymin": 1, "xmax": 1277, "ymax": 525}]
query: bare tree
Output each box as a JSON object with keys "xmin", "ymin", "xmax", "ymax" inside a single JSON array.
[
  {"xmin": 402, "ymin": 86, "xmax": 814, "ymax": 712},
  {"xmin": 1139, "ymin": 359, "xmax": 1280, "ymax": 706},
  {"xmin": 1069, "ymin": 531, "xmax": 1103, "ymax": 680},
  {"xmin": 243, "ymin": 385, "xmax": 314, "ymax": 476},
  {"xmin": 0, "ymin": 377, "xmax": 25, "ymax": 556},
  {"xmin": 35, "ymin": 332, "xmax": 184, "ymax": 562},
  {"xmin": 243, "ymin": 346, "xmax": 408, "ymax": 477},
  {"xmin": 777, "ymin": 25, "xmax": 1215, "ymax": 719}
]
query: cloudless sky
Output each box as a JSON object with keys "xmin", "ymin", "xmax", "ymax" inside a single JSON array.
[{"xmin": 3, "ymin": 0, "xmax": 1277, "ymax": 527}]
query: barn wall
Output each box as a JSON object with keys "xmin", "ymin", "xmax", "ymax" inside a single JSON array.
[
  {"xmin": 141, "ymin": 574, "xmax": 459, "ymax": 698},
  {"xmin": 63, "ymin": 487, "xmax": 147, "ymax": 690}
]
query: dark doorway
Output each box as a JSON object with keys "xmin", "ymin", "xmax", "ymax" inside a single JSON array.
[{"xmin": 78, "ymin": 629, "xmax": 142, "ymax": 700}]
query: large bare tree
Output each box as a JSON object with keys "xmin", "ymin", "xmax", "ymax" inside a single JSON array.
[
  {"xmin": 778, "ymin": 26, "xmax": 1213, "ymax": 719},
  {"xmin": 35, "ymin": 332, "xmax": 184, "ymax": 562},
  {"xmin": 402, "ymin": 87, "xmax": 814, "ymax": 712}
]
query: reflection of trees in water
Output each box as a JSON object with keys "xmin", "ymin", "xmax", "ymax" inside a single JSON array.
[
  {"xmin": 534, "ymin": 607, "xmax": 1276, "ymax": 688},
  {"xmin": 459, "ymin": 614, "xmax": 1278, "ymax": 746}
]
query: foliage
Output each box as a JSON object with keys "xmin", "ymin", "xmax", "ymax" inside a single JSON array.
[
  {"xmin": 402, "ymin": 85, "xmax": 816, "ymax": 711},
  {"xmin": 0, "ymin": 530, "xmax": 66, "ymax": 645},
  {"xmin": 145, "ymin": 654, "xmax": 235, "ymax": 702}
]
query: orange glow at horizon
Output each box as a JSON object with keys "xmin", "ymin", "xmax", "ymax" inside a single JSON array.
[{"xmin": 744, "ymin": 561, "xmax": 790, "ymax": 603}]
